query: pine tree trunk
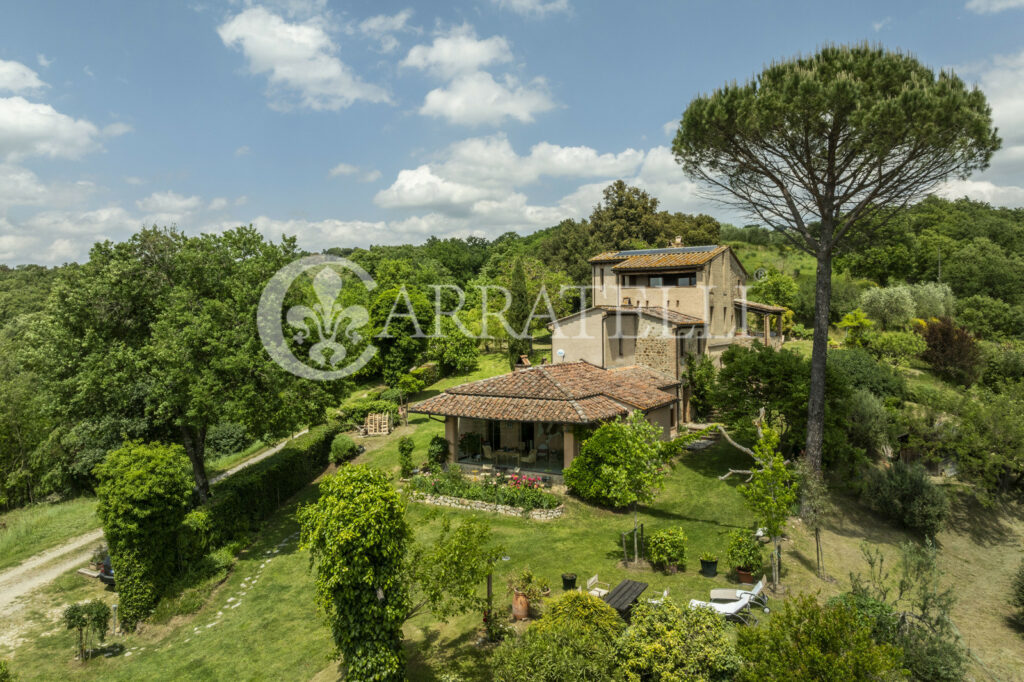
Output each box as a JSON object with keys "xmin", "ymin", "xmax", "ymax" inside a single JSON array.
[
  {"xmin": 181, "ymin": 425, "xmax": 210, "ymax": 503},
  {"xmin": 805, "ymin": 248, "xmax": 833, "ymax": 475}
]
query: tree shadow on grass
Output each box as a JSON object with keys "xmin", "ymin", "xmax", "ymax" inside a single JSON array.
[
  {"xmin": 676, "ymin": 445, "xmax": 753, "ymax": 489},
  {"xmin": 944, "ymin": 489, "xmax": 1024, "ymax": 548}
]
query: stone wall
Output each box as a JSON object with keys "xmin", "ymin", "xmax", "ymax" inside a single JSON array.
[
  {"xmin": 410, "ymin": 492, "xmax": 564, "ymax": 521},
  {"xmin": 634, "ymin": 315, "xmax": 676, "ymax": 377}
]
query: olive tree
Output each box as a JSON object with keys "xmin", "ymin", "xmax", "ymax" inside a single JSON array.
[{"xmin": 673, "ymin": 44, "xmax": 1000, "ymax": 477}]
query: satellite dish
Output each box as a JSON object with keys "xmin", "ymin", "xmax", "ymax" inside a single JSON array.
[
  {"xmin": 754, "ymin": 267, "xmax": 767, "ymax": 281},
  {"xmin": 556, "ymin": 349, "xmax": 565, "ymax": 359}
]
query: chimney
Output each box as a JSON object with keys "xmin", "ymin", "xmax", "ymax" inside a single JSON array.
[{"xmin": 674, "ymin": 235, "xmax": 683, "ymax": 246}]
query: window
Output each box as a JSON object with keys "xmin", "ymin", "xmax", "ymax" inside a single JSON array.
[
  {"xmin": 645, "ymin": 273, "xmax": 697, "ymax": 287},
  {"xmin": 650, "ymin": 276, "xmax": 663, "ymax": 287},
  {"xmin": 669, "ymin": 405, "xmax": 676, "ymax": 428},
  {"xmin": 600, "ymin": 267, "xmax": 605, "ymax": 288}
]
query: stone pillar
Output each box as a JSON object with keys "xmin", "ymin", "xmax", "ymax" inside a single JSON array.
[
  {"xmin": 763, "ymin": 313, "xmax": 770, "ymax": 344},
  {"xmin": 562, "ymin": 427, "xmax": 576, "ymax": 470},
  {"xmin": 445, "ymin": 415, "xmax": 458, "ymax": 463},
  {"xmin": 778, "ymin": 312, "xmax": 785, "ymax": 344}
]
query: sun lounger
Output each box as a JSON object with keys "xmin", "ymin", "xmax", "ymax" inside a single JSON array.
[{"xmin": 689, "ymin": 593, "xmax": 754, "ymax": 624}]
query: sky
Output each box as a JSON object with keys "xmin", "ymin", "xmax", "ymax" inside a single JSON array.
[{"xmin": 0, "ymin": 0, "xmax": 1023, "ymax": 265}]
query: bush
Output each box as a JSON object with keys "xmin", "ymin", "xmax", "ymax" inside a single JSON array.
[
  {"xmin": 920, "ymin": 318, "xmax": 982, "ymax": 387},
  {"xmin": 176, "ymin": 508, "xmax": 213, "ymax": 570},
  {"xmin": 409, "ymin": 361, "xmax": 440, "ymax": 386},
  {"xmin": 398, "ymin": 436, "xmax": 415, "ymax": 478},
  {"xmin": 956, "ymin": 294, "xmax": 1024, "ymax": 340},
  {"xmin": 845, "ymin": 388, "xmax": 896, "ymax": 458},
  {"xmin": 685, "ymin": 352, "xmax": 716, "ymax": 420},
  {"xmin": 726, "ymin": 529, "xmax": 764, "ymax": 573},
  {"xmin": 330, "ymin": 434, "xmax": 359, "ymax": 465},
  {"xmin": 407, "ymin": 469, "xmax": 560, "ymax": 512},
  {"xmin": 828, "ymin": 348, "xmax": 905, "ymax": 399},
  {"xmin": 535, "ymin": 591, "xmax": 624, "ymax": 641},
  {"xmin": 861, "ymin": 461, "xmax": 949, "ymax": 538},
  {"xmin": 205, "ymin": 422, "xmax": 251, "ymax": 459},
  {"xmin": 0, "ymin": 659, "xmax": 13, "ymax": 682},
  {"xmin": 980, "ymin": 339, "xmax": 1024, "ymax": 389},
  {"xmin": 864, "ymin": 330, "xmax": 927, "ymax": 366},
  {"xmin": 337, "ymin": 399, "xmax": 400, "ymax": 430},
  {"xmin": 207, "ymin": 424, "xmax": 338, "ymax": 546},
  {"xmin": 1012, "ymin": 560, "xmax": 1024, "ymax": 627},
  {"xmin": 647, "ymin": 527, "xmax": 688, "ymax": 570},
  {"xmin": 63, "ymin": 599, "xmax": 111, "ymax": 661},
  {"xmin": 491, "ymin": 618, "xmax": 621, "ymax": 682},
  {"xmin": 95, "ymin": 441, "xmax": 193, "ymax": 630},
  {"xmin": 427, "ymin": 317, "xmax": 480, "ymax": 375},
  {"xmin": 860, "ymin": 285, "xmax": 916, "ymax": 330},
  {"xmin": 619, "ymin": 598, "xmax": 741, "ymax": 682},
  {"xmin": 427, "ymin": 434, "xmax": 450, "ymax": 465},
  {"xmin": 827, "ymin": 592, "xmax": 901, "ymax": 645},
  {"xmin": 735, "ymin": 594, "xmax": 905, "ymax": 681}
]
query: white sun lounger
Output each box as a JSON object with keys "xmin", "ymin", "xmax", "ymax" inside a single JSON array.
[
  {"xmin": 689, "ymin": 593, "xmax": 754, "ymax": 624},
  {"xmin": 709, "ymin": 577, "xmax": 768, "ymax": 609}
]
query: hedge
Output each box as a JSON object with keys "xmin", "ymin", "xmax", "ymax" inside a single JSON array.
[
  {"xmin": 337, "ymin": 399, "xmax": 400, "ymax": 430},
  {"xmin": 206, "ymin": 423, "xmax": 339, "ymax": 546},
  {"xmin": 410, "ymin": 361, "xmax": 440, "ymax": 386}
]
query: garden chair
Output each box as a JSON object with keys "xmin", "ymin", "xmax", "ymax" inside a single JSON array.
[
  {"xmin": 688, "ymin": 593, "xmax": 754, "ymax": 625},
  {"xmin": 647, "ymin": 588, "xmax": 669, "ymax": 605},
  {"xmin": 585, "ymin": 574, "xmax": 610, "ymax": 597},
  {"xmin": 709, "ymin": 577, "xmax": 767, "ymax": 610},
  {"xmin": 522, "ymin": 449, "xmax": 537, "ymax": 464}
]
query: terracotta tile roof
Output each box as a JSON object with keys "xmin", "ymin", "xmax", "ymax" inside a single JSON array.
[
  {"xmin": 589, "ymin": 245, "xmax": 726, "ymax": 270},
  {"xmin": 409, "ymin": 361, "xmax": 677, "ymax": 424},
  {"xmin": 734, "ymin": 298, "xmax": 787, "ymax": 314},
  {"xmin": 608, "ymin": 365, "xmax": 681, "ymax": 390}
]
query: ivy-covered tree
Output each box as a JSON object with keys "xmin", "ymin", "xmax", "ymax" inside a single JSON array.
[
  {"xmin": 674, "ymin": 44, "xmax": 1000, "ymax": 479},
  {"xmin": 94, "ymin": 441, "xmax": 193, "ymax": 630}
]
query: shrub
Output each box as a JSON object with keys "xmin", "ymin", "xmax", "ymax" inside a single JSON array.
[
  {"xmin": 827, "ymin": 592, "xmax": 901, "ymax": 646},
  {"xmin": 647, "ymin": 527, "xmax": 688, "ymax": 570},
  {"xmin": 980, "ymin": 339, "xmax": 1024, "ymax": 389},
  {"xmin": 1012, "ymin": 560, "xmax": 1024, "ymax": 627},
  {"xmin": 205, "ymin": 422, "xmax": 251, "ymax": 459},
  {"xmin": 956, "ymin": 294, "xmax": 1024, "ymax": 340},
  {"xmin": 920, "ymin": 318, "xmax": 982, "ymax": 386},
  {"xmin": 176, "ymin": 508, "xmax": 213, "ymax": 570},
  {"xmin": 685, "ymin": 352, "xmax": 716, "ymax": 421},
  {"xmin": 535, "ymin": 591, "xmax": 624, "ymax": 641},
  {"xmin": 207, "ymin": 424, "xmax": 338, "ymax": 546},
  {"xmin": 409, "ymin": 361, "xmax": 440, "ymax": 386},
  {"xmin": 844, "ymin": 388, "xmax": 896, "ymax": 457},
  {"xmin": 864, "ymin": 330, "xmax": 927, "ymax": 366},
  {"xmin": 95, "ymin": 441, "xmax": 193, "ymax": 630},
  {"xmin": 398, "ymin": 436, "xmax": 415, "ymax": 478},
  {"xmin": 63, "ymin": 599, "xmax": 111, "ymax": 661},
  {"xmin": 945, "ymin": 388, "xmax": 1024, "ymax": 497},
  {"xmin": 427, "ymin": 434, "xmax": 450, "ymax": 465},
  {"xmin": 619, "ymin": 598, "xmax": 741, "ymax": 682},
  {"xmin": 735, "ymin": 594, "xmax": 905, "ymax": 681},
  {"xmin": 0, "ymin": 659, "xmax": 13, "ymax": 681},
  {"xmin": 908, "ymin": 282, "xmax": 955, "ymax": 320},
  {"xmin": 726, "ymin": 529, "xmax": 764, "ymax": 573},
  {"xmin": 860, "ymin": 285, "xmax": 915, "ymax": 330},
  {"xmin": 828, "ymin": 348, "xmax": 905, "ymax": 399},
  {"xmin": 427, "ymin": 317, "xmax": 480, "ymax": 375},
  {"xmin": 491, "ymin": 618, "xmax": 621, "ymax": 682},
  {"xmin": 330, "ymin": 434, "xmax": 359, "ymax": 465},
  {"xmin": 337, "ymin": 399, "xmax": 400, "ymax": 430},
  {"xmin": 861, "ymin": 461, "xmax": 949, "ymax": 538}
]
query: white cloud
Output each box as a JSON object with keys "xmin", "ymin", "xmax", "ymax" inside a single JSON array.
[
  {"xmin": 0, "ymin": 59, "xmax": 48, "ymax": 93},
  {"xmin": 218, "ymin": 7, "xmax": 390, "ymax": 111},
  {"xmin": 872, "ymin": 17, "xmax": 892, "ymax": 31},
  {"xmin": 235, "ymin": 145, "xmax": 251, "ymax": 156},
  {"xmin": 24, "ymin": 205, "xmax": 136, "ymax": 237},
  {"xmin": 662, "ymin": 119, "xmax": 678, "ymax": 138},
  {"xmin": 492, "ymin": 0, "xmax": 570, "ymax": 17},
  {"xmin": 0, "ymin": 234, "xmax": 38, "ymax": 262},
  {"xmin": 209, "ymin": 197, "xmax": 229, "ymax": 210},
  {"xmin": 965, "ymin": 0, "xmax": 1024, "ymax": 12},
  {"xmin": 357, "ymin": 9, "xmax": 417, "ymax": 53},
  {"xmin": 83, "ymin": 66, "xmax": 95, "ymax": 78},
  {"xmin": 46, "ymin": 238, "xmax": 77, "ymax": 264},
  {"xmin": 136, "ymin": 190, "xmax": 202, "ymax": 224},
  {"xmin": 401, "ymin": 24, "xmax": 511, "ymax": 78},
  {"xmin": 420, "ymin": 71, "xmax": 554, "ymax": 126},
  {"xmin": 235, "ymin": 195, "xmax": 249, "ymax": 206},
  {"xmin": 0, "ymin": 96, "xmax": 101, "ymax": 160},
  {"xmin": 328, "ymin": 162, "xmax": 358, "ymax": 176},
  {"xmin": 938, "ymin": 178, "xmax": 1024, "ymax": 206},
  {"xmin": 102, "ymin": 122, "xmax": 133, "ymax": 137},
  {"xmin": 36, "ymin": 54, "xmax": 54, "ymax": 68},
  {"xmin": 124, "ymin": 176, "xmax": 145, "ymax": 185},
  {"xmin": 362, "ymin": 169, "xmax": 382, "ymax": 182},
  {"xmin": 375, "ymin": 165, "xmax": 492, "ymax": 212},
  {"xmin": 0, "ymin": 164, "xmax": 48, "ymax": 207}
]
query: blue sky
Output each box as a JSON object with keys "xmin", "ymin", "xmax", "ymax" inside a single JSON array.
[{"xmin": 1, "ymin": 0, "xmax": 1022, "ymax": 265}]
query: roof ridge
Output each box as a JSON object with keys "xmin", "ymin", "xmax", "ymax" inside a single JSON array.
[{"xmin": 537, "ymin": 364, "xmax": 588, "ymax": 422}]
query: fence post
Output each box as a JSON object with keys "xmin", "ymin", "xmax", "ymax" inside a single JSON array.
[{"xmin": 621, "ymin": 532, "xmax": 628, "ymax": 563}]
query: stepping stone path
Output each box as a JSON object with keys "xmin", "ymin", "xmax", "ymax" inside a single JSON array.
[{"xmin": 183, "ymin": 530, "xmax": 300, "ymax": 641}]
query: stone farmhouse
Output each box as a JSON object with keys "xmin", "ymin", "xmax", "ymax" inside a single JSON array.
[{"xmin": 410, "ymin": 241, "xmax": 785, "ymax": 479}]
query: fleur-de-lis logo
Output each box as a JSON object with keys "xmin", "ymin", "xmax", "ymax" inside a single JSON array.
[
  {"xmin": 286, "ymin": 267, "xmax": 370, "ymax": 368},
  {"xmin": 258, "ymin": 255, "xmax": 377, "ymax": 381}
]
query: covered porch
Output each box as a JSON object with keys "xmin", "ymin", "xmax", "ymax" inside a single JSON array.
[
  {"xmin": 443, "ymin": 415, "xmax": 579, "ymax": 476},
  {"xmin": 734, "ymin": 299, "xmax": 786, "ymax": 348}
]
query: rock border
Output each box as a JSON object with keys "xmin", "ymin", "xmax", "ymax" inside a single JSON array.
[{"xmin": 409, "ymin": 492, "xmax": 564, "ymax": 521}]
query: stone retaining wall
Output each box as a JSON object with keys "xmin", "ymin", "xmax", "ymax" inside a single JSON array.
[{"xmin": 410, "ymin": 492, "xmax": 564, "ymax": 521}]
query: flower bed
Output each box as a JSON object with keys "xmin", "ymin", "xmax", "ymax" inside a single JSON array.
[{"xmin": 407, "ymin": 469, "xmax": 561, "ymax": 513}]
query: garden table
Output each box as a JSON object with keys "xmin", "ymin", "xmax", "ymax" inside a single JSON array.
[{"xmin": 601, "ymin": 579, "xmax": 648, "ymax": 621}]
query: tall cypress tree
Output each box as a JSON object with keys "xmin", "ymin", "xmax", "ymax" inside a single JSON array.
[{"xmin": 507, "ymin": 258, "xmax": 532, "ymax": 369}]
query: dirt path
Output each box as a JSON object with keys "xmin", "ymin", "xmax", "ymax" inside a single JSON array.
[{"xmin": 0, "ymin": 429, "xmax": 310, "ymax": 619}]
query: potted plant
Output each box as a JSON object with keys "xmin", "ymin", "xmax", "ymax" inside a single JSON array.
[
  {"xmin": 727, "ymin": 530, "xmax": 764, "ymax": 584},
  {"xmin": 506, "ymin": 567, "xmax": 549, "ymax": 621},
  {"xmin": 647, "ymin": 527, "xmax": 687, "ymax": 574},
  {"xmin": 699, "ymin": 551, "xmax": 718, "ymax": 577}
]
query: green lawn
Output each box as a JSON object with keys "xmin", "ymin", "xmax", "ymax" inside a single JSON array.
[
  {"xmin": 204, "ymin": 440, "xmax": 267, "ymax": 479},
  {"xmin": 0, "ymin": 497, "xmax": 99, "ymax": 571}
]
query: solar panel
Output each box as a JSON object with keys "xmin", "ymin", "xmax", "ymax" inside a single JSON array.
[{"xmin": 614, "ymin": 245, "xmax": 718, "ymax": 256}]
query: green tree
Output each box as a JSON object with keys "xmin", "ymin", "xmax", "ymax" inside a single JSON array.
[
  {"xmin": 674, "ymin": 44, "xmax": 1000, "ymax": 477},
  {"xmin": 618, "ymin": 598, "xmax": 741, "ymax": 682},
  {"xmin": 860, "ymin": 286, "xmax": 916, "ymax": 330},
  {"xmin": 749, "ymin": 268, "xmax": 798, "ymax": 310},
  {"xmin": 735, "ymin": 594, "xmax": 907, "ymax": 681},
  {"xmin": 796, "ymin": 459, "xmax": 833, "ymax": 580},
  {"xmin": 299, "ymin": 466, "xmax": 410, "ymax": 681},
  {"xmin": 369, "ymin": 285, "xmax": 433, "ymax": 386},
  {"xmin": 564, "ymin": 412, "xmax": 671, "ymax": 563},
  {"xmin": 837, "ymin": 309, "xmax": 874, "ymax": 348},
  {"xmin": 427, "ymin": 316, "xmax": 479, "ymax": 376},
  {"xmin": 685, "ymin": 353, "xmax": 717, "ymax": 421},
  {"xmin": 506, "ymin": 258, "xmax": 532, "ymax": 369},
  {"xmin": 397, "ymin": 435, "xmax": 415, "ymax": 478},
  {"xmin": 95, "ymin": 441, "xmax": 193, "ymax": 630},
  {"xmin": 738, "ymin": 427, "xmax": 798, "ymax": 589}
]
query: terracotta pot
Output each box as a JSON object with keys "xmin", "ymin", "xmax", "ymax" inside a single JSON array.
[
  {"xmin": 736, "ymin": 568, "xmax": 755, "ymax": 584},
  {"xmin": 511, "ymin": 590, "xmax": 529, "ymax": 621}
]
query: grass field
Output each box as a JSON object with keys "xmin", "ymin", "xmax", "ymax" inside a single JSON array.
[
  {"xmin": 4, "ymin": 350, "xmax": 1023, "ymax": 681},
  {"xmin": 0, "ymin": 498, "xmax": 99, "ymax": 571}
]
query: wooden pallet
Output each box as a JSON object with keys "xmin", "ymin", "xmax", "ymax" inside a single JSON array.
[{"xmin": 365, "ymin": 412, "xmax": 392, "ymax": 436}]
